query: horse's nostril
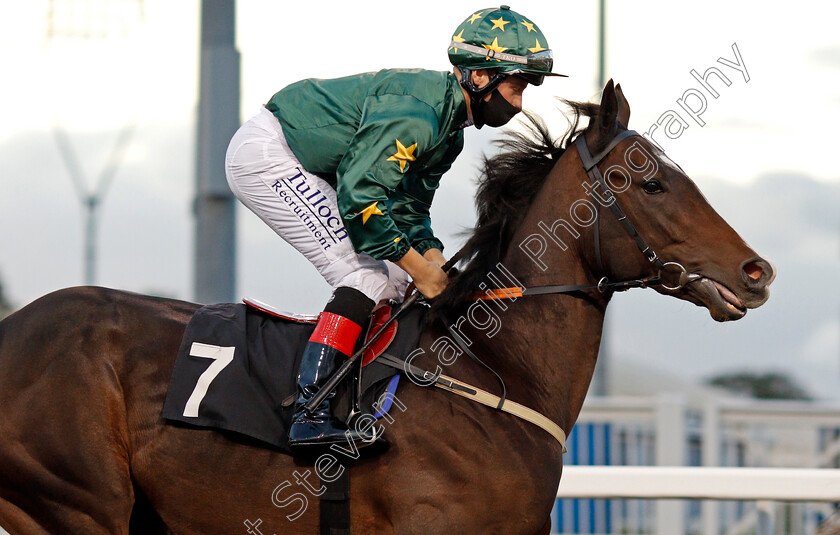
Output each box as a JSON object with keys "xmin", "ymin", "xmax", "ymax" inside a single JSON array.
[{"xmin": 743, "ymin": 261, "xmax": 763, "ymax": 281}]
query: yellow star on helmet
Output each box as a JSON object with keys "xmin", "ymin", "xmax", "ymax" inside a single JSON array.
[
  {"xmin": 449, "ymin": 29, "xmax": 466, "ymax": 52},
  {"xmin": 467, "ymin": 11, "xmax": 482, "ymax": 24},
  {"xmin": 386, "ymin": 138, "xmax": 417, "ymax": 173},
  {"xmin": 482, "ymin": 37, "xmax": 508, "ymax": 60},
  {"xmin": 490, "ymin": 16, "xmax": 510, "ymax": 31},
  {"xmin": 528, "ymin": 39, "xmax": 547, "ymax": 54},
  {"xmin": 359, "ymin": 202, "xmax": 384, "ymax": 225},
  {"xmin": 521, "ymin": 20, "xmax": 536, "ymax": 32}
]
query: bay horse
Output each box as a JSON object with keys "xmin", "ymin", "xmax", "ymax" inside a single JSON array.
[{"xmin": 0, "ymin": 81, "xmax": 773, "ymax": 534}]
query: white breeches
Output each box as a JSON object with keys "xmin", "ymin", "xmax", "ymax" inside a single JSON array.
[{"xmin": 225, "ymin": 107, "xmax": 410, "ymax": 304}]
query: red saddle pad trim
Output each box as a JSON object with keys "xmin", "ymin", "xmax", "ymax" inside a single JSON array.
[{"xmin": 362, "ymin": 305, "xmax": 398, "ymax": 366}]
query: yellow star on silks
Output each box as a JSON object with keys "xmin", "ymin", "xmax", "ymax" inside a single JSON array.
[
  {"xmin": 482, "ymin": 37, "xmax": 508, "ymax": 60},
  {"xmin": 386, "ymin": 138, "xmax": 417, "ymax": 172},
  {"xmin": 359, "ymin": 201, "xmax": 384, "ymax": 225},
  {"xmin": 528, "ymin": 38, "xmax": 547, "ymax": 54},
  {"xmin": 449, "ymin": 29, "xmax": 466, "ymax": 52},
  {"xmin": 467, "ymin": 11, "xmax": 482, "ymax": 24},
  {"xmin": 521, "ymin": 20, "xmax": 536, "ymax": 32},
  {"xmin": 490, "ymin": 16, "xmax": 510, "ymax": 31}
]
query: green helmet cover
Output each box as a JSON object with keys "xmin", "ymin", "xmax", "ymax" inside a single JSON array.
[{"xmin": 448, "ymin": 5, "xmax": 559, "ymax": 80}]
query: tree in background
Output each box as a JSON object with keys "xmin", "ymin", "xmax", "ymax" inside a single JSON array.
[{"xmin": 707, "ymin": 371, "xmax": 812, "ymax": 400}]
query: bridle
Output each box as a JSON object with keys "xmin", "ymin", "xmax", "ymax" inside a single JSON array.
[{"xmin": 478, "ymin": 128, "xmax": 700, "ymax": 300}]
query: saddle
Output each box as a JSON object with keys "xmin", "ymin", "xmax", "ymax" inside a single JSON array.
[{"xmin": 161, "ymin": 298, "xmax": 426, "ymax": 453}]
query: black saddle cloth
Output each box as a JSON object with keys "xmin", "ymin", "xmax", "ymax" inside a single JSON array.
[{"xmin": 161, "ymin": 302, "xmax": 425, "ymax": 452}]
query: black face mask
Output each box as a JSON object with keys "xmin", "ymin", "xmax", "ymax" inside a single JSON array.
[{"xmin": 473, "ymin": 88, "xmax": 521, "ymax": 129}]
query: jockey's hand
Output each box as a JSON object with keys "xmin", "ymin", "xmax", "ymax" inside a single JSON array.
[
  {"xmin": 413, "ymin": 263, "xmax": 448, "ymax": 299},
  {"xmin": 395, "ymin": 248, "xmax": 448, "ymax": 299},
  {"xmin": 423, "ymin": 248, "xmax": 447, "ymax": 269}
]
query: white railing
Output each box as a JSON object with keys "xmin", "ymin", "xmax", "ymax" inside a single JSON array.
[
  {"xmin": 555, "ymin": 466, "xmax": 840, "ymax": 535},
  {"xmin": 556, "ymin": 466, "xmax": 840, "ymax": 501},
  {"xmin": 553, "ymin": 395, "xmax": 840, "ymax": 535}
]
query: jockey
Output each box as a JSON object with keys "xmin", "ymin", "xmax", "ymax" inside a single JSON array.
[{"xmin": 225, "ymin": 5, "xmax": 563, "ymax": 450}]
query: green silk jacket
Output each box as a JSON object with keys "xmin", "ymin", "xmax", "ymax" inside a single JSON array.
[{"xmin": 266, "ymin": 69, "xmax": 468, "ymax": 262}]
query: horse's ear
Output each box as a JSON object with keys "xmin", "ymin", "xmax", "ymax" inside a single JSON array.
[
  {"xmin": 588, "ymin": 79, "xmax": 617, "ymax": 150},
  {"xmin": 597, "ymin": 79, "xmax": 617, "ymax": 131},
  {"xmin": 615, "ymin": 82, "xmax": 631, "ymax": 127}
]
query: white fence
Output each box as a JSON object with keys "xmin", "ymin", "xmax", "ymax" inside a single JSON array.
[
  {"xmin": 551, "ymin": 395, "xmax": 840, "ymax": 535},
  {"xmin": 556, "ymin": 466, "xmax": 840, "ymax": 502},
  {"xmin": 556, "ymin": 466, "xmax": 840, "ymax": 535}
]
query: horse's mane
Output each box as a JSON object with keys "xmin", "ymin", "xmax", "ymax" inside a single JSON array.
[{"xmin": 432, "ymin": 101, "xmax": 600, "ymax": 314}]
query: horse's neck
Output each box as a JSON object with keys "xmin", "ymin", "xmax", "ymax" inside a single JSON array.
[
  {"xmin": 483, "ymin": 289, "xmax": 607, "ymax": 435},
  {"xmin": 488, "ymin": 156, "xmax": 608, "ymax": 433}
]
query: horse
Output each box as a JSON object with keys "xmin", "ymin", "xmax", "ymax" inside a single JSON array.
[{"xmin": 0, "ymin": 80, "xmax": 774, "ymax": 534}]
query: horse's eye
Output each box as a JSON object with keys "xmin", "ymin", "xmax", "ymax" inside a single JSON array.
[{"xmin": 642, "ymin": 180, "xmax": 664, "ymax": 194}]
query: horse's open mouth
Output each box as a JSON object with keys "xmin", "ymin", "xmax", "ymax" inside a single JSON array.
[{"xmin": 686, "ymin": 277, "xmax": 747, "ymax": 321}]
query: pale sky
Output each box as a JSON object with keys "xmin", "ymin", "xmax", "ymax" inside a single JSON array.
[
  {"xmin": 1, "ymin": 1, "xmax": 837, "ymax": 181},
  {"xmin": 0, "ymin": 1, "xmax": 838, "ymax": 399}
]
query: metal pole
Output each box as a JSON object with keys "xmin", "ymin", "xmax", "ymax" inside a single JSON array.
[
  {"xmin": 702, "ymin": 399, "xmax": 721, "ymax": 535},
  {"xmin": 54, "ymin": 123, "xmax": 133, "ymax": 286},
  {"xmin": 85, "ymin": 197, "xmax": 98, "ymax": 285},
  {"xmin": 194, "ymin": 0, "xmax": 239, "ymax": 304},
  {"xmin": 598, "ymin": 0, "xmax": 606, "ymax": 89},
  {"xmin": 590, "ymin": 0, "xmax": 608, "ymax": 396},
  {"xmin": 655, "ymin": 394, "xmax": 686, "ymax": 535}
]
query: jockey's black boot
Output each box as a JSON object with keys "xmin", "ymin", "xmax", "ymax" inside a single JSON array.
[{"xmin": 288, "ymin": 287, "xmax": 378, "ymax": 452}]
